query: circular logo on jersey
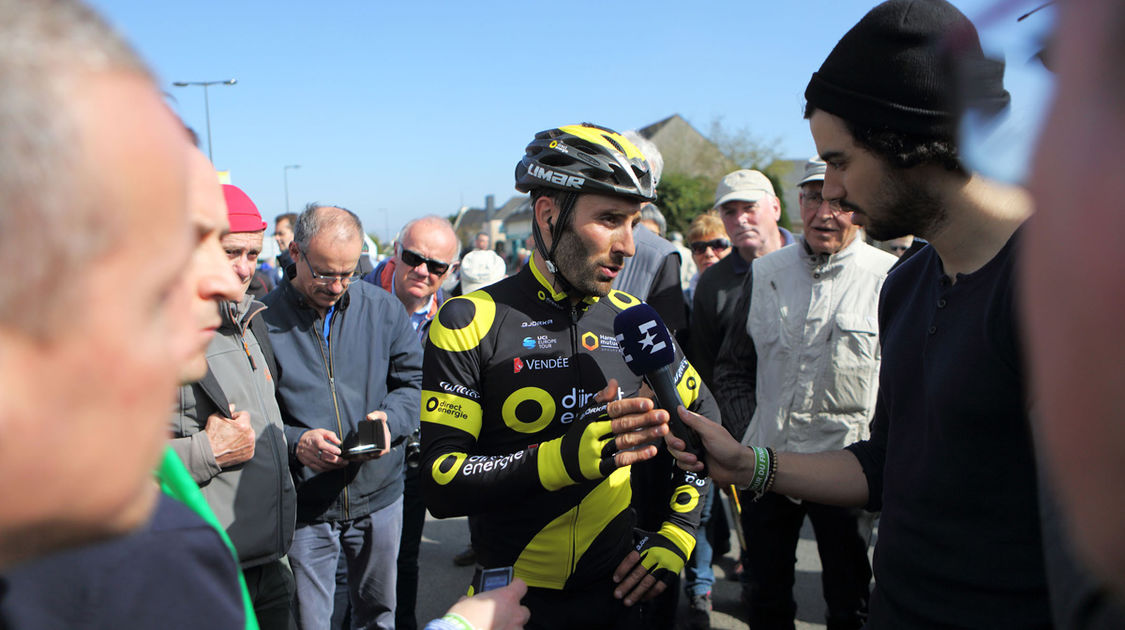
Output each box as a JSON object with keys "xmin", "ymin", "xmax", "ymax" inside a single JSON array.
[
  {"xmin": 537, "ymin": 290, "xmax": 546, "ymax": 302},
  {"xmin": 607, "ymin": 290, "xmax": 638, "ymax": 311},
  {"xmin": 522, "ymin": 337, "xmax": 536, "ymax": 349},
  {"xmin": 670, "ymin": 484, "xmax": 700, "ymax": 513},
  {"xmin": 430, "ymin": 293, "xmax": 497, "ymax": 353},
  {"xmin": 686, "ymin": 376, "xmax": 697, "ymax": 391},
  {"xmin": 425, "ymin": 397, "xmax": 439, "ymax": 412},
  {"xmin": 581, "ymin": 332, "xmax": 599, "ymax": 351},
  {"xmin": 502, "ymin": 387, "xmax": 556, "ymax": 434},
  {"xmin": 549, "ymin": 140, "xmax": 559, "ymax": 149},
  {"xmin": 432, "ymin": 452, "xmax": 466, "ymax": 486}
]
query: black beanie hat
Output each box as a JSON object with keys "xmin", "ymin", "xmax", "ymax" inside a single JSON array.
[{"xmin": 804, "ymin": 0, "xmax": 1009, "ymax": 137}]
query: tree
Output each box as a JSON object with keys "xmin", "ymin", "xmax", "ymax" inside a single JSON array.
[
  {"xmin": 657, "ymin": 172, "xmax": 716, "ymax": 235},
  {"xmin": 707, "ymin": 117, "xmax": 782, "ymax": 172},
  {"xmin": 707, "ymin": 117, "xmax": 794, "ymax": 230}
]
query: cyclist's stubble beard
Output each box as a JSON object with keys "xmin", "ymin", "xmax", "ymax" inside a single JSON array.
[{"xmin": 551, "ymin": 224, "xmax": 621, "ymax": 298}]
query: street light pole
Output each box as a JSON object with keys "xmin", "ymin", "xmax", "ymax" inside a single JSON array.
[
  {"xmin": 283, "ymin": 165, "xmax": 301, "ymax": 213},
  {"xmin": 171, "ymin": 78, "xmax": 237, "ymax": 163}
]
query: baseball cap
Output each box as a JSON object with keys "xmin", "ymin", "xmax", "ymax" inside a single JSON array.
[
  {"xmin": 798, "ymin": 157, "xmax": 827, "ymax": 186},
  {"xmin": 460, "ymin": 250, "xmax": 507, "ymax": 294},
  {"xmin": 222, "ymin": 184, "xmax": 266, "ymax": 233},
  {"xmin": 714, "ymin": 170, "xmax": 776, "ymax": 208}
]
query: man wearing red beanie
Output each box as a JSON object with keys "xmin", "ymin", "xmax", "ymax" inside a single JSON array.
[{"xmin": 170, "ymin": 183, "xmax": 298, "ymax": 630}]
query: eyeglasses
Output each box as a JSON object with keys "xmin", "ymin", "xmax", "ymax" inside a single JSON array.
[
  {"xmin": 890, "ymin": 245, "xmax": 910, "ymax": 253},
  {"xmin": 799, "ymin": 191, "xmax": 850, "ymax": 213},
  {"xmin": 400, "ymin": 247, "xmax": 451, "ymax": 276},
  {"xmin": 300, "ymin": 252, "xmax": 361, "ymax": 285},
  {"xmin": 689, "ymin": 238, "xmax": 731, "ymax": 254}
]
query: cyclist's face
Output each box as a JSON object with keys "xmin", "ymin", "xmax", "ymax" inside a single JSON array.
[{"xmin": 551, "ymin": 193, "xmax": 640, "ymax": 297}]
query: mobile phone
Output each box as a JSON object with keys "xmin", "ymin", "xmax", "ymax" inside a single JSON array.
[
  {"xmin": 471, "ymin": 566, "xmax": 513, "ymax": 593},
  {"xmin": 342, "ymin": 417, "xmax": 387, "ymax": 459}
]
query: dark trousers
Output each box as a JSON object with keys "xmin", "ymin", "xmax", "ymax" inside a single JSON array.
[
  {"xmin": 522, "ymin": 576, "xmax": 644, "ymax": 630},
  {"xmin": 740, "ymin": 491, "xmax": 873, "ymax": 630},
  {"xmin": 396, "ymin": 468, "xmax": 426, "ymax": 630},
  {"xmin": 244, "ymin": 559, "xmax": 297, "ymax": 630}
]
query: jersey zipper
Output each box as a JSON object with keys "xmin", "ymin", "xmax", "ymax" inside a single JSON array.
[
  {"xmin": 567, "ymin": 301, "xmax": 581, "ymax": 577},
  {"xmin": 314, "ymin": 312, "xmax": 349, "ymax": 519}
]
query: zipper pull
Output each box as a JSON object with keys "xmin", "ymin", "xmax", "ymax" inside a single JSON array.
[{"xmin": 242, "ymin": 339, "xmax": 257, "ymax": 370}]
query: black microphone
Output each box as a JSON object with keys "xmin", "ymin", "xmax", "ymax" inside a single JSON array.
[{"xmin": 613, "ymin": 304, "xmax": 706, "ymax": 464}]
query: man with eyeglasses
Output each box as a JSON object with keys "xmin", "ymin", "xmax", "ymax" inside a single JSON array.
[
  {"xmin": 711, "ymin": 157, "xmax": 894, "ymax": 628},
  {"xmin": 261, "ymin": 204, "xmax": 423, "ymax": 630},
  {"xmin": 362, "ymin": 215, "xmax": 459, "ymax": 630}
]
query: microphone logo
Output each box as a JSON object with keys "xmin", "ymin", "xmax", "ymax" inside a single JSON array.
[{"xmin": 637, "ymin": 320, "xmax": 667, "ymax": 354}]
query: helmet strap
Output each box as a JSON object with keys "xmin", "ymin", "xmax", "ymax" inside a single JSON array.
[{"xmin": 531, "ymin": 191, "xmax": 583, "ymax": 298}]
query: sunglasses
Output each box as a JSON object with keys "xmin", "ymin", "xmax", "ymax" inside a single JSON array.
[
  {"xmin": 400, "ymin": 247, "xmax": 451, "ymax": 275},
  {"xmin": 690, "ymin": 238, "xmax": 731, "ymax": 254}
]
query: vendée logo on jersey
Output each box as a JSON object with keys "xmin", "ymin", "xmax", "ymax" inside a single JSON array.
[{"xmin": 513, "ymin": 355, "xmax": 570, "ymax": 373}]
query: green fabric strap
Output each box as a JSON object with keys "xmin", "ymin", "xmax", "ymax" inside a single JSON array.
[{"xmin": 157, "ymin": 446, "xmax": 260, "ymax": 630}]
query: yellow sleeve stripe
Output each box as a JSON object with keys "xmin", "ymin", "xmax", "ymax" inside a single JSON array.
[
  {"xmin": 658, "ymin": 522, "xmax": 696, "ymax": 558},
  {"xmin": 421, "ymin": 390, "xmax": 483, "ymax": 439},
  {"xmin": 675, "ymin": 362, "xmax": 702, "ymax": 409},
  {"xmin": 536, "ymin": 439, "xmax": 572, "ymax": 491}
]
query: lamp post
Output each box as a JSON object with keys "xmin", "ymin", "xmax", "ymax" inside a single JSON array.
[
  {"xmin": 171, "ymin": 78, "xmax": 237, "ymax": 163},
  {"xmin": 283, "ymin": 164, "xmax": 301, "ymax": 213}
]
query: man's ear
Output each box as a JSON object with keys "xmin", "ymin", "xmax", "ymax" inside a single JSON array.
[
  {"xmin": 289, "ymin": 241, "xmax": 300, "ymax": 260},
  {"xmin": 769, "ymin": 196, "xmax": 782, "ymax": 222},
  {"xmin": 533, "ymin": 195, "xmax": 558, "ymax": 246}
]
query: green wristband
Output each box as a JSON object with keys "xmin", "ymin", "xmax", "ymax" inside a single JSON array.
[
  {"xmin": 747, "ymin": 445, "xmax": 770, "ymax": 492},
  {"xmin": 439, "ymin": 612, "xmax": 476, "ymax": 630}
]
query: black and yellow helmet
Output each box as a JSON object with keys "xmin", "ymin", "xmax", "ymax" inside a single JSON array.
[{"xmin": 515, "ymin": 123, "xmax": 657, "ymax": 202}]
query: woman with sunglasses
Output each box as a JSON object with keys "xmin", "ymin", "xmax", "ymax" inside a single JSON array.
[{"xmin": 685, "ymin": 211, "xmax": 730, "ymax": 304}]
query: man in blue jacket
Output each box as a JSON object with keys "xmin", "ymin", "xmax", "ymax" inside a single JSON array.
[{"xmin": 262, "ymin": 204, "xmax": 423, "ymax": 630}]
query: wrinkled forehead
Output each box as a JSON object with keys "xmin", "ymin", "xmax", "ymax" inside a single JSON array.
[{"xmin": 401, "ymin": 223, "xmax": 458, "ymax": 259}]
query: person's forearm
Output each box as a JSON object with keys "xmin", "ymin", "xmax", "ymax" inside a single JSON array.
[{"xmin": 771, "ymin": 449, "xmax": 869, "ymax": 508}]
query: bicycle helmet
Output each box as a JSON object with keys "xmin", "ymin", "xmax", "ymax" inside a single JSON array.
[
  {"xmin": 515, "ymin": 123, "xmax": 656, "ymax": 295},
  {"xmin": 515, "ymin": 123, "xmax": 656, "ymax": 202}
]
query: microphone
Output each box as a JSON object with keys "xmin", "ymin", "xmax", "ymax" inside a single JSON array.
[{"xmin": 613, "ymin": 304, "xmax": 706, "ymax": 464}]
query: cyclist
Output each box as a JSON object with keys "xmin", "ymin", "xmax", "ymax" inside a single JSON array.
[{"xmin": 421, "ymin": 123, "xmax": 716, "ymax": 628}]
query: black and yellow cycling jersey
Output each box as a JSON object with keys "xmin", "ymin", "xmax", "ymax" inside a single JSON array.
[{"xmin": 421, "ymin": 257, "xmax": 716, "ymax": 591}]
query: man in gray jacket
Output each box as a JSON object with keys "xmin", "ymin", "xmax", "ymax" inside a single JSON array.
[
  {"xmin": 714, "ymin": 158, "xmax": 895, "ymax": 629},
  {"xmin": 263, "ymin": 204, "xmax": 423, "ymax": 630},
  {"xmin": 170, "ymin": 183, "xmax": 297, "ymax": 630}
]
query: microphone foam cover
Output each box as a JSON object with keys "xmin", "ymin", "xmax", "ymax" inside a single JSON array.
[{"xmin": 613, "ymin": 303, "xmax": 676, "ymax": 375}]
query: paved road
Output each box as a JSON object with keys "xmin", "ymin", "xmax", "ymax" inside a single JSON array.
[{"xmin": 413, "ymin": 501, "xmax": 876, "ymax": 629}]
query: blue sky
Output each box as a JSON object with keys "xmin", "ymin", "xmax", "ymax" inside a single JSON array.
[{"xmin": 89, "ymin": 0, "xmax": 1031, "ymax": 243}]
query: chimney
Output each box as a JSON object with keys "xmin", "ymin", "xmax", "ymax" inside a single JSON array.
[{"xmin": 485, "ymin": 195, "xmax": 495, "ymax": 221}]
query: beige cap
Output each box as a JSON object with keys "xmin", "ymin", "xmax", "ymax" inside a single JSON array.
[
  {"xmin": 714, "ymin": 169, "xmax": 776, "ymax": 208},
  {"xmin": 798, "ymin": 157, "xmax": 827, "ymax": 186},
  {"xmin": 460, "ymin": 250, "xmax": 507, "ymax": 294}
]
